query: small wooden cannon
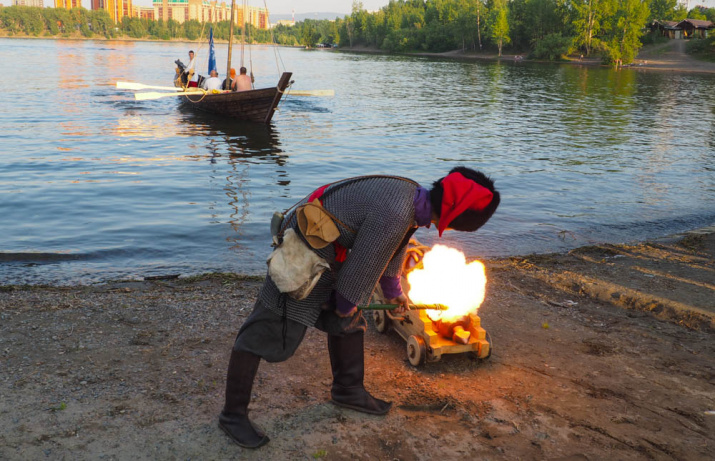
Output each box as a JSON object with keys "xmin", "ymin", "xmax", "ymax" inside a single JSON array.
[
  {"xmin": 367, "ymin": 239, "xmax": 492, "ymax": 366},
  {"xmin": 369, "ymin": 306, "xmax": 491, "ymax": 366}
]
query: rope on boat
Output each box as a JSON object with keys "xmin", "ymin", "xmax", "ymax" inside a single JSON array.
[
  {"xmin": 183, "ymin": 88, "xmax": 210, "ymax": 103},
  {"xmin": 275, "ymin": 80, "xmax": 294, "ymax": 111},
  {"xmin": 263, "ymin": 0, "xmax": 286, "ymax": 75}
]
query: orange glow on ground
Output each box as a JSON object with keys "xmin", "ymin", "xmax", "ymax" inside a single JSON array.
[{"xmin": 407, "ymin": 244, "xmax": 487, "ymax": 322}]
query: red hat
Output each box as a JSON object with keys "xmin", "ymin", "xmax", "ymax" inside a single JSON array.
[{"xmin": 438, "ymin": 172, "xmax": 494, "ymax": 237}]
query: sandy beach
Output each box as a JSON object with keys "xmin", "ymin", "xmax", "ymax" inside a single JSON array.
[{"xmin": 1, "ymin": 227, "xmax": 713, "ymax": 460}]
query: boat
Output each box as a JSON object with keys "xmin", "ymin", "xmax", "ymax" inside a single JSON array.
[{"xmin": 172, "ymin": 0, "xmax": 292, "ymax": 124}]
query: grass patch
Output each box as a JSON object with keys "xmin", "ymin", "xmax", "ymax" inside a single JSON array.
[{"xmin": 686, "ymin": 38, "xmax": 715, "ymax": 62}]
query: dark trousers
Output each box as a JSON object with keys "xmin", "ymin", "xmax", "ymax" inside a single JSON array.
[{"xmin": 233, "ymin": 300, "xmax": 367, "ymax": 362}]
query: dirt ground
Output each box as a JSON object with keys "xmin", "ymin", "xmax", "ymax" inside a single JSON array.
[{"xmin": 1, "ymin": 227, "xmax": 713, "ymax": 460}]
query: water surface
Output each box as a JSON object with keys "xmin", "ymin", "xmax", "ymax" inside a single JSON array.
[{"xmin": 1, "ymin": 38, "xmax": 713, "ymax": 284}]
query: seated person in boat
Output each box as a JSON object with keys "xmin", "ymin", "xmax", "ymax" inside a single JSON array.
[
  {"xmin": 222, "ymin": 68, "xmax": 238, "ymax": 92},
  {"xmin": 202, "ymin": 70, "xmax": 223, "ymax": 91},
  {"xmin": 235, "ymin": 67, "xmax": 253, "ymax": 92}
]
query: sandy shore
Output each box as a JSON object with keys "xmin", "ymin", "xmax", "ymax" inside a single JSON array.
[{"xmin": 1, "ymin": 228, "xmax": 713, "ymax": 460}]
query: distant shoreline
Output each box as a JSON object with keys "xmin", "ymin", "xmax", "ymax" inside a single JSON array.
[
  {"xmin": 340, "ymin": 44, "xmax": 715, "ymax": 75},
  {"xmin": 3, "ymin": 34, "xmax": 713, "ymax": 74}
]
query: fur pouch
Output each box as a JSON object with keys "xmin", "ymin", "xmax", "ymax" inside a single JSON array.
[{"xmin": 267, "ymin": 228, "xmax": 330, "ymax": 300}]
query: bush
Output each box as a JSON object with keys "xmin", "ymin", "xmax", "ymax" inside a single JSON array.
[
  {"xmin": 532, "ymin": 33, "xmax": 572, "ymax": 60},
  {"xmin": 640, "ymin": 31, "xmax": 670, "ymax": 46},
  {"xmin": 686, "ymin": 37, "xmax": 715, "ymax": 54}
]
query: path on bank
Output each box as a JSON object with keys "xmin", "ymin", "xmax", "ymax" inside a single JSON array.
[{"xmin": 636, "ymin": 39, "xmax": 715, "ymax": 72}]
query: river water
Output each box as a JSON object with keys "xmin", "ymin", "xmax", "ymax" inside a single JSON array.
[{"xmin": 0, "ymin": 38, "xmax": 713, "ymax": 285}]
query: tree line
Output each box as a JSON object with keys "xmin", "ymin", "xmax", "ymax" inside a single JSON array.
[
  {"xmin": 0, "ymin": 5, "xmax": 280, "ymax": 42},
  {"xmin": 289, "ymin": 0, "xmax": 715, "ymax": 64},
  {"xmin": 1, "ymin": 2, "xmax": 713, "ymax": 65}
]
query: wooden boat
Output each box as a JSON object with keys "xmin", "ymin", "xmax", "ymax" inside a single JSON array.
[
  {"xmin": 177, "ymin": 72, "xmax": 292, "ymax": 123},
  {"xmin": 174, "ymin": 0, "xmax": 291, "ymax": 124}
]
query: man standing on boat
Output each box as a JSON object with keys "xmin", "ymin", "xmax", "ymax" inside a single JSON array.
[
  {"xmin": 218, "ymin": 167, "xmax": 501, "ymax": 449},
  {"xmin": 185, "ymin": 50, "xmax": 197, "ymax": 87}
]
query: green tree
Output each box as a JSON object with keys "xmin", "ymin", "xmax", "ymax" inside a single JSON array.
[
  {"xmin": 489, "ymin": 0, "xmax": 511, "ymax": 56},
  {"xmin": 706, "ymin": 7, "xmax": 715, "ymax": 23},
  {"xmin": 183, "ymin": 19, "xmax": 201, "ymax": 40},
  {"xmin": 166, "ymin": 19, "xmax": 182, "ymax": 39},
  {"xmin": 648, "ymin": 0, "xmax": 676, "ymax": 20},
  {"xmin": 122, "ymin": 17, "xmax": 146, "ymax": 38},
  {"xmin": 570, "ymin": 0, "xmax": 616, "ymax": 56},
  {"xmin": 686, "ymin": 7, "xmax": 706, "ymax": 20},
  {"xmin": 602, "ymin": 0, "xmax": 649, "ymax": 65},
  {"xmin": 90, "ymin": 9, "xmax": 113, "ymax": 37},
  {"xmin": 672, "ymin": 4, "xmax": 687, "ymax": 20},
  {"xmin": 300, "ymin": 19, "xmax": 320, "ymax": 47},
  {"xmin": 510, "ymin": 0, "xmax": 564, "ymax": 51},
  {"xmin": 533, "ymin": 32, "xmax": 572, "ymax": 59}
]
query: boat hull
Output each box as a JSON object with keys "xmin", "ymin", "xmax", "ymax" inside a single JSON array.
[{"xmin": 180, "ymin": 72, "xmax": 292, "ymax": 123}]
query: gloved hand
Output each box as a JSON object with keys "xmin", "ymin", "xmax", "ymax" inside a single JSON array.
[{"xmin": 387, "ymin": 293, "xmax": 410, "ymax": 314}]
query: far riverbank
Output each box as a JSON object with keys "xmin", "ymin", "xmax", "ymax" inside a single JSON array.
[
  {"xmin": 3, "ymin": 34, "xmax": 713, "ymax": 74},
  {"xmin": 340, "ymin": 41, "xmax": 715, "ymax": 74}
]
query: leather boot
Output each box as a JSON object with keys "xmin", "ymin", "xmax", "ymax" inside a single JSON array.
[
  {"xmin": 218, "ymin": 350, "xmax": 270, "ymax": 448},
  {"xmin": 328, "ymin": 331, "xmax": 392, "ymax": 415}
]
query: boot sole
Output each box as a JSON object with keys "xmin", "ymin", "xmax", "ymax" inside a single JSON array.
[
  {"xmin": 218, "ymin": 420, "xmax": 270, "ymax": 449},
  {"xmin": 330, "ymin": 399, "xmax": 392, "ymax": 415}
]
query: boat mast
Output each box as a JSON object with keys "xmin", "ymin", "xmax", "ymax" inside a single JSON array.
[
  {"xmin": 241, "ymin": 0, "xmax": 246, "ymax": 68},
  {"xmin": 226, "ymin": 0, "xmax": 236, "ymax": 78}
]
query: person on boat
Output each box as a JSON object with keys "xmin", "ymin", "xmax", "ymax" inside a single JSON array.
[
  {"xmin": 184, "ymin": 50, "xmax": 197, "ymax": 88},
  {"xmin": 222, "ymin": 68, "xmax": 238, "ymax": 92},
  {"xmin": 218, "ymin": 167, "xmax": 501, "ymax": 449},
  {"xmin": 202, "ymin": 70, "xmax": 222, "ymax": 91},
  {"xmin": 235, "ymin": 67, "xmax": 253, "ymax": 92}
]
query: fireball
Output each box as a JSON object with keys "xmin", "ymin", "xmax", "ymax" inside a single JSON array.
[{"xmin": 406, "ymin": 244, "xmax": 487, "ymax": 322}]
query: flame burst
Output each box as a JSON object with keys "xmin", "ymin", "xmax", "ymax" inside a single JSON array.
[{"xmin": 407, "ymin": 244, "xmax": 487, "ymax": 322}]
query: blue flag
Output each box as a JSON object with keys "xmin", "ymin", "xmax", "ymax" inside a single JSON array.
[{"xmin": 208, "ymin": 27, "xmax": 217, "ymax": 75}]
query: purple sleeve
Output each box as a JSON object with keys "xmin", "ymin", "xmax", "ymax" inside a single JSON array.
[
  {"xmin": 335, "ymin": 291, "xmax": 358, "ymax": 316},
  {"xmin": 379, "ymin": 275, "xmax": 403, "ymax": 299}
]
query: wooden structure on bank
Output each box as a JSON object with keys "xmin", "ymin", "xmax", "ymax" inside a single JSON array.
[{"xmin": 649, "ymin": 19, "xmax": 714, "ymax": 40}]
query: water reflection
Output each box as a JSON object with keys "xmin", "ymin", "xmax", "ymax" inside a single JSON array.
[
  {"xmin": 177, "ymin": 109, "xmax": 290, "ymax": 250},
  {"xmin": 177, "ymin": 108, "xmax": 286, "ymax": 163}
]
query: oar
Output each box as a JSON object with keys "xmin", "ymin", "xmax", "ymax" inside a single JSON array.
[
  {"xmin": 134, "ymin": 91, "xmax": 206, "ymax": 101},
  {"xmin": 288, "ymin": 89, "xmax": 335, "ymax": 97},
  {"xmin": 117, "ymin": 81, "xmax": 183, "ymax": 92}
]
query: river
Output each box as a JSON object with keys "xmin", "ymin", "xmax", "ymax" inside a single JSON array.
[{"xmin": 0, "ymin": 38, "xmax": 713, "ymax": 284}]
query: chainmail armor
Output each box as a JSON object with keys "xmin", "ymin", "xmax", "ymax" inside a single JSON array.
[{"xmin": 259, "ymin": 176, "xmax": 419, "ymax": 327}]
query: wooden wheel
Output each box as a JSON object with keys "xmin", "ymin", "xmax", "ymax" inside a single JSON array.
[
  {"xmin": 484, "ymin": 331, "xmax": 493, "ymax": 359},
  {"xmin": 406, "ymin": 335, "xmax": 426, "ymax": 367},
  {"xmin": 373, "ymin": 310, "xmax": 388, "ymax": 333}
]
